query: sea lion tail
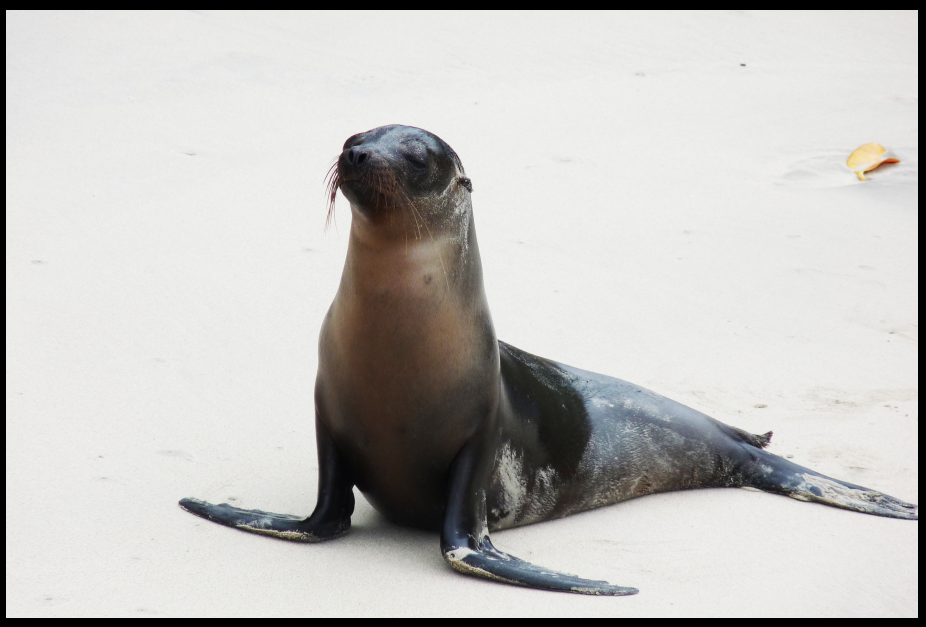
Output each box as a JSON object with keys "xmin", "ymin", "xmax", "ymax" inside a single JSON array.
[
  {"xmin": 724, "ymin": 425, "xmax": 772, "ymax": 449},
  {"xmin": 745, "ymin": 451, "xmax": 918, "ymax": 520}
]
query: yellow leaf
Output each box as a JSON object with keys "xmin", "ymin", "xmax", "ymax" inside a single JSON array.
[{"xmin": 846, "ymin": 142, "xmax": 900, "ymax": 181}]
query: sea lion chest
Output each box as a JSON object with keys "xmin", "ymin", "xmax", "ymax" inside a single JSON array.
[{"xmin": 315, "ymin": 243, "xmax": 497, "ymax": 528}]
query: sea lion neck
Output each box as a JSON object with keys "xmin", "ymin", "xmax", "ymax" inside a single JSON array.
[{"xmin": 339, "ymin": 211, "xmax": 483, "ymax": 306}]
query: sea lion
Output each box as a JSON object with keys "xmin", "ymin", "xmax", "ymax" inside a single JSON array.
[{"xmin": 180, "ymin": 124, "xmax": 917, "ymax": 596}]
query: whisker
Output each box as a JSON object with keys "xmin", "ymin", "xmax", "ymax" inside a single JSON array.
[
  {"xmin": 409, "ymin": 199, "xmax": 451, "ymax": 292},
  {"xmin": 324, "ymin": 157, "xmax": 340, "ymax": 233}
]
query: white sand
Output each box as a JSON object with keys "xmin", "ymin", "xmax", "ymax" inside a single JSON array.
[{"xmin": 6, "ymin": 11, "xmax": 917, "ymax": 617}]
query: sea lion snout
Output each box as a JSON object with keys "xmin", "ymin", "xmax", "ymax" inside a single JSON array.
[
  {"xmin": 335, "ymin": 151, "xmax": 400, "ymax": 215},
  {"xmin": 344, "ymin": 146, "xmax": 370, "ymax": 167},
  {"xmin": 337, "ymin": 143, "xmax": 385, "ymax": 180}
]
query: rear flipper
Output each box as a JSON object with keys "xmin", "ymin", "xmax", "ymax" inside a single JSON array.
[
  {"xmin": 749, "ymin": 449, "xmax": 918, "ymax": 520},
  {"xmin": 442, "ymin": 438, "xmax": 638, "ymax": 595}
]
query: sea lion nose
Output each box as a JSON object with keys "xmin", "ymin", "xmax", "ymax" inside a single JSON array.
[{"xmin": 346, "ymin": 147, "xmax": 369, "ymax": 167}]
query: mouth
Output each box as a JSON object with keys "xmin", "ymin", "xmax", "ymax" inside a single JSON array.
[
  {"xmin": 340, "ymin": 179, "xmax": 384, "ymax": 211},
  {"xmin": 339, "ymin": 178, "xmax": 366, "ymax": 197}
]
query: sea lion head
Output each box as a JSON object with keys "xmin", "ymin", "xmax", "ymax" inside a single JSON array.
[{"xmin": 327, "ymin": 125, "xmax": 472, "ymax": 236}]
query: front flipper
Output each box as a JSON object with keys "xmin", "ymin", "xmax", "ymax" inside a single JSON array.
[
  {"xmin": 179, "ymin": 498, "xmax": 349, "ymax": 542},
  {"xmin": 179, "ymin": 417, "xmax": 355, "ymax": 542},
  {"xmin": 441, "ymin": 439, "xmax": 638, "ymax": 595},
  {"xmin": 443, "ymin": 537, "xmax": 638, "ymax": 595}
]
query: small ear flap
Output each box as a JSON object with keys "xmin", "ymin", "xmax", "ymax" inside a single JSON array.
[{"xmin": 458, "ymin": 177, "xmax": 473, "ymax": 193}]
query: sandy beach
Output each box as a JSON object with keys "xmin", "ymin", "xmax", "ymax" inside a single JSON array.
[{"xmin": 6, "ymin": 11, "xmax": 917, "ymax": 616}]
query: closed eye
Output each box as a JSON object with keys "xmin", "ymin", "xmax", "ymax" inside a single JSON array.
[{"xmin": 405, "ymin": 156, "xmax": 426, "ymax": 172}]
